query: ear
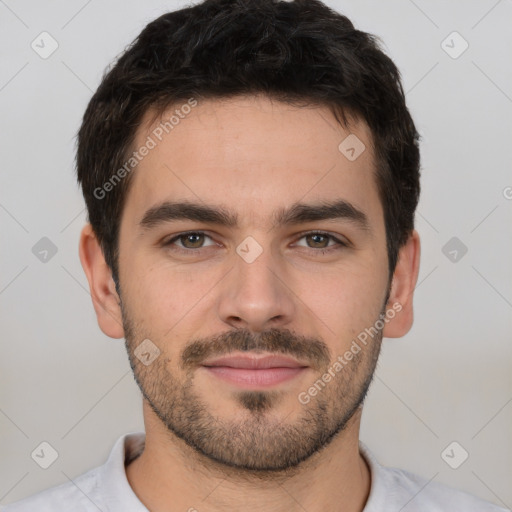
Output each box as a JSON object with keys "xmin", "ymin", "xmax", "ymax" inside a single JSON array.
[
  {"xmin": 382, "ymin": 229, "xmax": 421, "ymax": 338},
  {"xmin": 78, "ymin": 223, "xmax": 125, "ymax": 339}
]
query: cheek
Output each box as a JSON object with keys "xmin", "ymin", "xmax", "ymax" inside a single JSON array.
[
  {"xmin": 122, "ymin": 257, "xmax": 222, "ymax": 330},
  {"xmin": 301, "ymin": 262, "xmax": 387, "ymax": 346}
]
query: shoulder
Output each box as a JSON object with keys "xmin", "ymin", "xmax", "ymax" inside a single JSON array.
[
  {"xmin": 0, "ymin": 466, "xmax": 102, "ymax": 512},
  {"xmin": 360, "ymin": 443, "xmax": 509, "ymax": 512},
  {"xmin": 383, "ymin": 465, "xmax": 508, "ymax": 511},
  {"xmin": 0, "ymin": 432, "xmax": 146, "ymax": 512}
]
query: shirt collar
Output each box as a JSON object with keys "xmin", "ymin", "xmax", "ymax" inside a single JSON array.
[
  {"xmin": 104, "ymin": 432, "xmax": 385, "ymax": 511},
  {"xmin": 100, "ymin": 431, "xmax": 148, "ymax": 511}
]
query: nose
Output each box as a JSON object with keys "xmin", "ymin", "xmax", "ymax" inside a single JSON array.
[{"xmin": 216, "ymin": 245, "xmax": 296, "ymax": 333}]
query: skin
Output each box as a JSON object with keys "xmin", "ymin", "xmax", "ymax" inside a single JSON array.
[{"xmin": 79, "ymin": 95, "xmax": 420, "ymax": 512}]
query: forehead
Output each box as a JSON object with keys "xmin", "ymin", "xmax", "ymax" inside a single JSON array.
[{"xmin": 122, "ymin": 95, "xmax": 383, "ymax": 232}]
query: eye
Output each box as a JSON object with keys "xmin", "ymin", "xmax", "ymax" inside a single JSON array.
[
  {"xmin": 162, "ymin": 231, "xmax": 216, "ymax": 252},
  {"xmin": 294, "ymin": 231, "xmax": 348, "ymax": 252},
  {"xmin": 161, "ymin": 230, "xmax": 348, "ymax": 256}
]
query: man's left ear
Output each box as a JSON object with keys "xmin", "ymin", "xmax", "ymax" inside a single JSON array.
[{"xmin": 382, "ymin": 229, "xmax": 421, "ymax": 338}]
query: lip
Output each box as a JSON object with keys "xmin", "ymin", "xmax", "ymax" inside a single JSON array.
[
  {"xmin": 201, "ymin": 354, "xmax": 307, "ymax": 369},
  {"xmin": 201, "ymin": 354, "xmax": 309, "ymax": 389}
]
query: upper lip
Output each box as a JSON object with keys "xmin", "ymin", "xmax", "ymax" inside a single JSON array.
[{"xmin": 201, "ymin": 354, "xmax": 308, "ymax": 369}]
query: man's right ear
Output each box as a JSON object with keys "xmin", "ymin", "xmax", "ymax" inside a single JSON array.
[{"xmin": 78, "ymin": 224, "xmax": 125, "ymax": 339}]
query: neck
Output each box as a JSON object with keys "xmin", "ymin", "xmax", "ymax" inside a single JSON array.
[{"xmin": 126, "ymin": 404, "xmax": 371, "ymax": 512}]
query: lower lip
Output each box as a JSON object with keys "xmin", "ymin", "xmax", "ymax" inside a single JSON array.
[{"xmin": 202, "ymin": 366, "xmax": 307, "ymax": 388}]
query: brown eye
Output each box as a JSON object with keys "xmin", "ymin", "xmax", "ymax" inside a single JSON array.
[
  {"xmin": 295, "ymin": 231, "xmax": 347, "ymax": 252},
  {"xmin": 179, "ymin": 233, "xmax": 205, "ymax": 248},
  {"xmin": 163, "ymin": 232, "xmax": 216, "ymax": 251},
  {"xmin": 306, "ymin": 233, "xmax": 330, "ymax": 248}
]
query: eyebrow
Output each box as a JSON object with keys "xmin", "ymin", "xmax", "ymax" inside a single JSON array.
[{"xmin": 139, "ymin": 199, "xmax": 371, "ymax": 232}]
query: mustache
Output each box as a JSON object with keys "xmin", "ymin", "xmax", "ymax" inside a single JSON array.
[{"xmin": 180, "ymin": 327, "xmax": 331, "ymax": 371}]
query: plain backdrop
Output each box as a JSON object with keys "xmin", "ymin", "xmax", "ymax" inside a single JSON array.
[{"xmin": 1, "ymin": 0, "xmax": 511, "ymax": 508}]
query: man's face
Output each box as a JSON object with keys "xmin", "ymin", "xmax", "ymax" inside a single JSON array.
[{"xmin": 117, "ymin": 95, "xmax": 390, "ymax": 472}]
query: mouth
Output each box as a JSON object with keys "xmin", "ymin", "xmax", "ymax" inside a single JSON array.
[{"xmin": 201, "ymin": 353, "xmax": 309, "ymax": 389}]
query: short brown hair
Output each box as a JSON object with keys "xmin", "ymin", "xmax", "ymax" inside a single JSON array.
[{"xmin": 76, "ymin": 0, "xmax": 421, "ymax": 285}]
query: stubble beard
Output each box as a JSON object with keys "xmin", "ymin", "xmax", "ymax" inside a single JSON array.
[{"xmin": 121, "ymin": 302, "xmax": 385, "ymax": 475}]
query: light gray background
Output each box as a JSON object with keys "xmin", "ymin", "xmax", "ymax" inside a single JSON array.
[{"xmin": 1, "ymin": 0, "xmax": 511, "ymax": 508}]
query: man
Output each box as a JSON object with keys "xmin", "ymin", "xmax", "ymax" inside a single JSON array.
[{"xmin": 3, "ymin": 0, "xmax": 507, "ymax": 510}]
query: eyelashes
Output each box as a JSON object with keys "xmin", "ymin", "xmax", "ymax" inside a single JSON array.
[{"xmin": 161, "ymin": 230, "xmax": 348, "ymax": 256}]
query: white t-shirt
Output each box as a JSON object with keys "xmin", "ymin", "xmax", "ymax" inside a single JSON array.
[{"xmin": 1, "ymin": 432, "xmax": 508, "ymax": 511}]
